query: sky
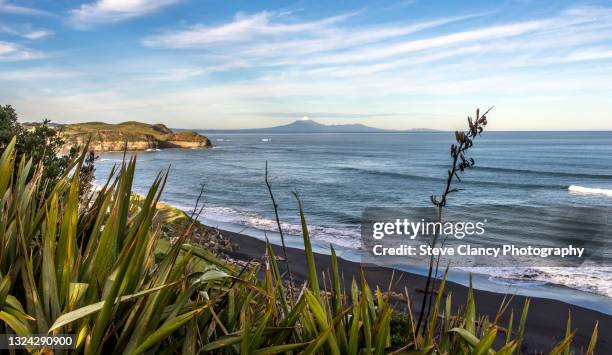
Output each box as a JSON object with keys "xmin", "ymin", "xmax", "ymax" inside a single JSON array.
[{"xmin": 1, "ymin": 0, "xmax": 612, "ymax": 131}]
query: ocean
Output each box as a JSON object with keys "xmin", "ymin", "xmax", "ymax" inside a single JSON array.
[{"xmin": 94, "ymin": 131, "xmax": 612, "ymax": 313}]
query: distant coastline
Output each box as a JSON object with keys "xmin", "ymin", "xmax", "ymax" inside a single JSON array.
[{"xmin": 190, "ymin": 118, "xmax": 441, "ymax": 134}]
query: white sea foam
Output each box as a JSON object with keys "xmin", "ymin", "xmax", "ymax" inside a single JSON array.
[
  {"xmin": 199, "ymin": 205, "xmax": 361, "ymax": 248},
  {"xmin": 568, "ymin": 185, "xmax": 612, "ymax": 197},
  {"xmin": 463, "ymin": 266, "xmax": 612, "ymax": 297}
]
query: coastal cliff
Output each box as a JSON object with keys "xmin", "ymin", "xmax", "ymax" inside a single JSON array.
[{"xmin": 60, "ymin": 121, "xmax": 212, "ymax": 152}]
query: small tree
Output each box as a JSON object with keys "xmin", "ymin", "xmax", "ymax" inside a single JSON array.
[{"xmin": 0, "ymin": 104, "xmax": 21, "ymax": 144}]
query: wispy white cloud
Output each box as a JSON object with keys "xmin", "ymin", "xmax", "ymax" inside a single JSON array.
[
  {"xmin": 302, "ymin": 20, "xmax": 548, "ymax": 65},
  {"xmin": 298, "ymin": 8, "xmax": 610, "ymax": 66},
  {"xmin": 127, "ymin": 62, "xmax": 249, "ymax": 81},
  {"xmin": 23, "ymin": 30, "xmax": 53, "ymax": 40},
  {"xmin": 0, "ymin": 25, "xmax": 53, "ymax": 40},
  {"xmin": 0, "ymin": 0, "xmax": 53, "ymax": 16},
  {"xmin": 302, "ymin": 45, "xmax": 484, "ymax": 77},
  {"xmin": 0, "ymin": 68, "xmax": 77, "ymax": 81},
  {"xmin": 143, "ymin": 10, "xmax": 357, "ymax": 48},
  {"xmin": 143, "ymin": 6, "xmax": 612, "ymax": 74},
  {"xmin": 553, "ymin": 48, "xmax": 612, "ymax": 63},
  {"xmin": 238, "ymin": 14, "xmax": 487, "ymax": 58},
  {"xmin": 143, "ymin": 11, "xmax": 488, "ymax": 52},
  {"xmin": 0, "ymin": 41, "xmax": 44, "ymax": 61},
  {"xmin": 69, "ymin": 0, "xmax": 180, "ymax": 28}
]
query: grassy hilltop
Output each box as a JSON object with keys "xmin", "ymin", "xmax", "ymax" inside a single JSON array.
[{"xmin": 60, "ymin": 121, "xmax": 212, "ymax": 151}]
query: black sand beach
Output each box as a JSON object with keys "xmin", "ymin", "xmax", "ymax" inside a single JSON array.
[{"xmin": 222, "ymin": 230, "xmax": 611, "ymax": 353}]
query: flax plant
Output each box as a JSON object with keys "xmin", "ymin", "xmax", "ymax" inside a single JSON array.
[{"xmin": 0, "ymin": 124, "xmax": 599, "ymax": 354}]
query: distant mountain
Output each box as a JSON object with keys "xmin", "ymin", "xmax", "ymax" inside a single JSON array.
[
  {"xmin": 195, "ymin": 119, "xmax": 440, "ymax": 134},
  {"xmin": 258, "ymin": 119, "xmax": 388, "ymax": 133}
]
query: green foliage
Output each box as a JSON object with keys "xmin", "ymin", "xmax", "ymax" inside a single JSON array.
[
  {"xmin": 0, "ymin": 104, "xmax": 90, "ymax": 190},
  {"xmin": 0, "ymin": 105, "xmax": 20, "ymax": 143},
  {"xmin": 390, "ymin": 313, "xmax": 411, "ymax": 347},
  {"xmin": 0, "ymin": 137, "xmax": 597, "ymax": 354}
]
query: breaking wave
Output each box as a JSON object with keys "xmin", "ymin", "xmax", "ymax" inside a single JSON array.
[
  {"xmin": 465, "ymin": 266, "xmax": 612, "ymax": 298},
  {"xmin": 186, "ymin": 205, "xmax": 362, "ymax": 249},
  {"xmin": 568, "ymin": 185, "xmax": 612, "ymax": 197}
]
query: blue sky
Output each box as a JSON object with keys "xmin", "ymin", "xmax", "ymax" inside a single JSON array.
[{"xmin": 1, "ymin": 0, "xmax": 612, "ymax": 130}]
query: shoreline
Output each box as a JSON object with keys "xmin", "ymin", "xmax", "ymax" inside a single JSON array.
[
  {"xmin": 193, "ymin": 207, "xmax": 612, "ymax": 310},
  {"xmin": 200, "ymin": 216, "xmax": 611, "ymax": 313},
  {"xmin": 218, "ymin": 228, "xmax": 611, "ymax": 353}
]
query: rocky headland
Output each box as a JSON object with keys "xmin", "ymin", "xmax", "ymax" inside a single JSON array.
[{"xmin": 60, "ymin": 121, "xmax": 212, "ymax": 152}]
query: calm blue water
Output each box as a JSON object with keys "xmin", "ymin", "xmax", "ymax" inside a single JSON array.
[{"xmin": 94, "ymin": 132, "xmax": 612, "ymax": 312}]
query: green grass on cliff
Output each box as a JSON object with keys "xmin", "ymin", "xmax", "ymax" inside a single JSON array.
[
  {"xmin": 60, "ymin": 121, "xmax": 211, "ymax": 147},
  {"xmin": 63, "ymin": 121, "xmax": 176, "ymax": 140}
]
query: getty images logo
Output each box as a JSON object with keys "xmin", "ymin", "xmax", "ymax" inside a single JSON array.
[{"xmin": 372, "ymin": 218, "xmax": 487, "ymax": 240}]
